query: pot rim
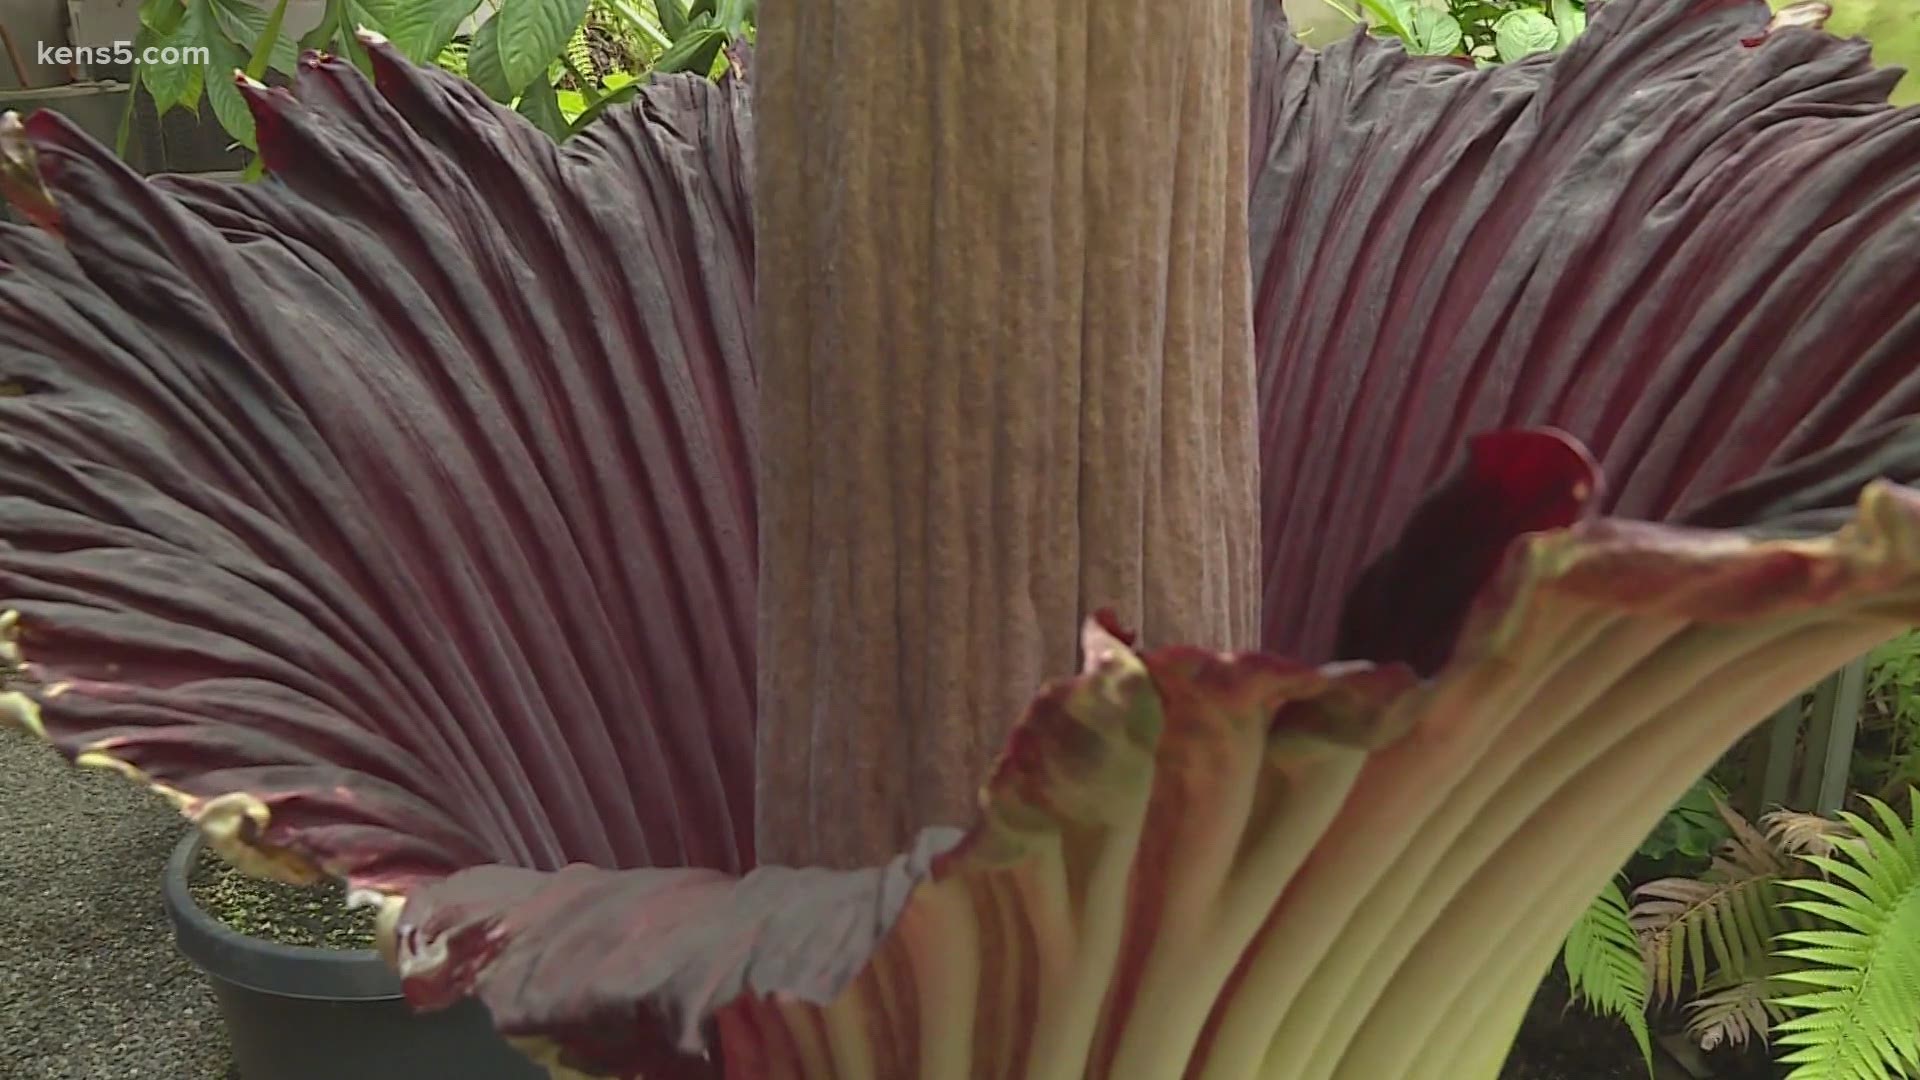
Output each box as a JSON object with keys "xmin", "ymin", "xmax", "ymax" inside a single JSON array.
[{"xmin": 163, "ymin": 828, "xmax": 403, "ymax": 1002}]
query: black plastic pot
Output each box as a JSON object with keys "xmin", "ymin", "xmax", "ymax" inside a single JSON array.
[{"xmin": 163, "ymin": 831, "xmax": 543, "ymax": 1080}]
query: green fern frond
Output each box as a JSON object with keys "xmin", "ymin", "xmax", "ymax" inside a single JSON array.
[
  {"xmin": 1564, "ymin": 879, "xmax": 1654, "ymax": 1074},
  {"xmin": 1633, "ymin": 798, "xmax": 1794, "ymax": 1007},
  {"xmin": 1771, "ymin": 792, "xmax": 1920, "ymax": 1080},
  {"xmin": 435, "ymin": 41, "xmax": 470, "ymax": 78},
  {"xmin": 565, "ymin": 23, "xmax": 595, "ymax": 80}
]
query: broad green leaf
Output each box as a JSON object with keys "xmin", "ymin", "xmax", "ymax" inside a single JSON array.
[
  {"xmin": 713, "ymin": 0, "xmax": 752, "ymax": 37},
  {"xmin": 515, "ymin": 76, "xmax": 568, "ymax": 140},
  {"xmin": 138, "ymin": 0, "xmax": 187, "ymax": 35},
  {"xmin": 652, "ymin": 14, "xmax": 725, "ymax": 74},
  {"xmin": 139, "ymin": 2, "xmax": 208, "ymax": 116},
  {"xmin": 1493, "ymin": 8, "xmax": 1558, "ymax": 63},
  {"xmin": 1358, "ymin": 0, "xmax": 1413, "ymax": 39},
  {"xmin": 201, "ymin": 35, "xmax": 256, "ymax": 149},
  {"xmin": 206, "ymin": 0, "xmax": 298, "ymax": 74},
  {"xmin": 356, "ymin": 0, "xmax": 485, "ymax": 61},
  {"xmin": 494, "ymin": 0, "xmax": 591, "ymax": 95},
  {"xmin": 1549, "ymin": 0, "xmax": 1585, "ymax": 48},
  {"xmin": 599, "ymin": 0, "xmax": 669, "ymax": 52},
  {"xmin": 653, "ymin": 0, "xmax": 687, "ymax": 39},
  {"xmin": 1454, "ymin": 1, "xmax": 1507, "ymax": 24},
  {"xmin": 136, "ymin": 60, "xmax": 188, "ymax": 120},
  {"xmin": 465, "ymin": 16, "xmax": 514, "ymax": 101},
  {"xmin": 1406, "ymin": 8, "xmax": 1463, "ymax": 56},
  {"xmin": 341, "ymin": 0, "xmax": 382, "ymax": 76}
]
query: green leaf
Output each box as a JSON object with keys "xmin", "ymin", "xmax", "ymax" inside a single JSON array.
[
  {"xmin": 653, "ymin": 0, "xmax": 686, "ymax": 39},
  {"xmin": 1358, "ymin": 0, "xmax": 1413, "ymax": 39},
  {"xmin": 201, "ymin": 36, "xmax": 256, "ymax": 149},
  {"xmin": 1452, "ymin": 1, "xmax": 1507, "ymax": 25},
  {"xmin": 340, "ymin": 0, "xmax": 383, "ymax": 76},
  {"xmin": 114, "ymin": 76, "xmax": 140, "ymax": 157},
  {"xmin": 599, "ymin": 0, "xmax": 669, "ymax": 51},
  {"xmin": 514, "ymin": 75, "xmax": 568, "ymax": 140},
  {"xmin": 713, "ymin": 0, "xmax": 752, "ymax": 37},
  {"xmin": 1549, "ymin": 0, "xmax": 1585, "ymax": 48},
  {"xmin": 356, "ymin": 0, "xmax": 485, "ymax": 61},
  {"xmin": 1492, "ymin": 8, "xmax": 1558, "ymax": 63},
  {"xmin": 244, "ymin": 0, "xmax": 291, "ymax": 80},
  {"xmin": 565, "ymin": 80, "xmax": 640, "ymax": 135},
  {"xmin": 465, "ymin": 16, "xmax": 513, "ymax": 101},
  {"xmin": 494, "ymin": 0, "xmax": 591, "ymax": 95},
  {"xmin": 206, "ymin": 0, "xmax": 298, "ymax": 74},
  {"xmin": 138, "ymin": 0, "xmax": 187, "ymax": 35},
  {"xmin": 652, "ymin": 14, "xmax": 725, "ymax": 74},
  {"xmin": 1405, "ymin": 8, "xmax": 1463, "ymax": 56},
  {"xmin": 139, "ymin": 4, "xmax": 207, "ymax": 116},
  {"xmin": 1770, "ymin": 793, "xmax": 1920, "ymax": 1080},
  {"xmin": 296, "ymin": 0, "xmax": 335, "ymax": 52}
]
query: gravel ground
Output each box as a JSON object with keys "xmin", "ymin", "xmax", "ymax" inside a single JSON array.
[{"xmin": 0, "ymin": 730, "xmax": 233, "ymax": 1080}]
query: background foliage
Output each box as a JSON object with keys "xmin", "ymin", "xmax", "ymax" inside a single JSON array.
[
  {"xmin": 130, "ymin": 0, "xmax": 1918, "ymax": 159},
  {"xmin": 1297, "ymin": 0, "xmax": 1917, "ymax": 100},
  {"xmin": 1559, "ymin": 632, "xmax": 1920, "ymax": 1078},
  {"xmin": 1856, "ymin": 632, "xmax": 1920, "ymax": 807},
  {"xmin": 127, "ymin": 0, "xmax": 755, "ymax": 154},
  {"xmin": 1333, "ymin": 0, "xmax": 1585, "ymax": 64}
]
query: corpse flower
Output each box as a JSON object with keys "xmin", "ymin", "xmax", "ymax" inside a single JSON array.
[{"xmin": 2, "ymin": 0, "xmax": 1919, "ymax": 1076}]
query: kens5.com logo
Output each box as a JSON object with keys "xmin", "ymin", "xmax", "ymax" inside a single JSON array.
[{"xmin": 37, "ymin": 41, "xmax": 212, "ymax": 66}]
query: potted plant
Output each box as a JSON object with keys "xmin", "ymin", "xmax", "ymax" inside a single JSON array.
[{"xmin": 163, "ymin": 830, "xmax": 542, "ymax": 1080}]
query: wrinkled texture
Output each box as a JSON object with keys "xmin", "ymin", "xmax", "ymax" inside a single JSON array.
[
  {"xmin": 0, "ymin": 47, "xmax": 758, "ymax": 892},
  {"xmin": 1253, "ymin": 0, "xmax": 1920, "ymax": 663},
  {"xmin": 1795, "ymin": 0, "xmax": 1920, "ymax": 105},
  {"xmin": 1336, "ymin": 428, "xmax": 1599, "ymax": 673},
  {"xmin": 398, "ymin": 828, "xmax": 958, "ymax": 1078},
  {"xmin": 701, "ymin": 485, "xmax": 1920, "ymax": 1078},
  {"xmin": 0, "ymin": 0, "xmax": 1918, "ymax": 1076},
  {"xmin": 750, "ymin": 0, "xmax": 1260, "ymax": 870}
]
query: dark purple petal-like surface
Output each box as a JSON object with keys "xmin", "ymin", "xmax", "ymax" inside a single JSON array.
[
  {"xmin": 1252, "ymin": 0, "xmax": 1920, "ymax": 663},
  {"xmin": 395, "ymin": 828, "xmax": 957, "ymax": 1078},
  {"xmin": 0, "ymin": 48, "xmax": 757, "ymax": 889},
  {"xmin": 417, "ymin": 482, "xmax": 1920, "ymax": 1078},
  {"xmin": 1, "ymin": 3, "xmax": 1919, "ymax": 1076}
]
